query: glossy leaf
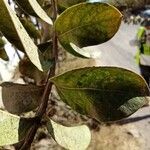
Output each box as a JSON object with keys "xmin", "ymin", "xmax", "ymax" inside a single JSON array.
[
  {"xmin": 55, "ymin": 2, "xmax": 122, "ymax": 57},
  {"xmin": 0, "ymin": 48, "xmax": 9, "ymax": 61},
  {"xmin": 20, "ymin": 18, "xmax": 41, "ymax": 39},
  {"xmin": 0, "ymin": 82, "xmax": 44, "ymax": 114},
  {"xmin": 46, "ymin": 118, "xmax": 91, "ymax": 150},
  {"xmin": 15, "ymin": 0, "xmax": 52, "ymax": 24},
  {"xmin": 50, "ymin": 67, "xmax": 150, "ymax": 122},
  {"xmin": 0, "ymin": 0, "xmax": 43, "ymax": 71},
  {"xmin": 0, "ymin": 110, "xmax": 34, "ymax": 146}
]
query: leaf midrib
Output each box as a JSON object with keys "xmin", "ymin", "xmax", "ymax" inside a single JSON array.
[
  {"xmin": 58, "ymin": 18, "xmax": 119, "ymax": 38},
  {"xmin": 55, "ymin": 85, "xmax": 134, "ymax": 95}
]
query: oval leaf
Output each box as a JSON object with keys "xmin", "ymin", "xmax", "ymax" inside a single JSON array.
[
  {"xmin": 50, "ymin": 67, "xmax": 150, "ymax": 122},
  {"xmin": 47, "ymin": 118, "xmax": 91, "ymax": 150},
  {"xmin": 55, "ymin": 2, "xmax": 122, "ymax": 57},
  {"xmin": 0, "ymin": 0, "xmax": 43, "ymax": 71},
  {"xmin": 15, "ymin": 0, "xmax": 52, "ymax": 24},
  {"xmin": 0, "ymin": 82, "xmax": 44, "ymax": 114},
  {"xmin": 0, "ymin": 110, "xmax": 34, "ymax": 146}
]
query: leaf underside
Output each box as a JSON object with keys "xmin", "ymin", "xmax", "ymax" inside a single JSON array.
[
  {"xmin": 0, "ymin": 0, "xmax": 43, "ymax": 71},
  {"xmin": 15, "ymin": 0, "xmax": 52, "ymax": 24},
  {"xmin": 47, "ymin": 118, "xmax": 91, "ymax": 150},
  {"xmin": 0, "ymin": 110, "xmax": 33, "ymax": 146}
]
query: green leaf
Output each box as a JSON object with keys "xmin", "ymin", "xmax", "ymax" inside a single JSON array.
[
  {"xmin": 50, "ymin": 67, "xmax": 150, "ymax": 122},
  {"xmin": 15, "ymin": 0, "xmax": 52, "ymax": 24},
  {"xmin": 0, "ymin": 82, "xmax": 44, "ymax": 114},
  {"xmin": 55, "ymin": 2, "xmax": 122, "ymax": 57},
  {"xmin": 46, "ymin": 118, "xmax": 91, "ymax": 150},
  {"xmin": 0, "ymin": 37, "xmax": 5, "ymax": 49},
  {"xmin": 0, "ymin": 48, "xmax": 9, "ymax": 61},
  {"xmin": 0, "ymin": 37, "xmax": 8, "ymax": 61},
  {"xmin": 0, "ymin": 0, "xmax": 44, "ymax": 71},
  {"xmin": 58, "ymin": 0, "xmax": 87, "ymax": 12},
  {"xmin": 20, "ymin": 18, "xmax": 41, "ymax": 39},
  {"xmin": 0, "ymin": 110, "xmax": 34, "ymax": 146}
]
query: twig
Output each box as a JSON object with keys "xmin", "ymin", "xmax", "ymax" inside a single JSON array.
[
  {"xmin": 36, "ymin": 0, "xmax": 58, "ymax": 118},
  {"xmin": 19, "ymin": 0, "xmax": 58, "ymax": 149},
  {"xmin": 15, "ymin": 48, "xmax": 22, "ymax": 61}
]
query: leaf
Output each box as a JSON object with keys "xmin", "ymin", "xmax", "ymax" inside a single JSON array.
[
  {"xmin": 41, "ymin": 22, "xmax": 53, "ymax": 42},
  {"xmin": 37, "ymin": 41, "xmax": 54, "ymax": 71},
  {"xmin": 19, "ymin": 58, "xmax": 47, "ymax": 85},
  {"xmin": 20, "ymin": 18, "xmax": 41, "ymax": 39},
  {"xmin": 0, "ymin": 82, "xmax": 44, "ymax": 114},
  {"xmin": 0, "ymin": 110, "xmax": 34, "ymax": 146},
  {"xmin": 0, "ymin": 48, "xmax": 9, "ymax": 61},
  {"xmin": 0, "ymin": 37, "xmax": 5, "ymax": 49},
  {"xmin": 15, "ymin": 0, "xmax": 52, "ymax": 25},
  {"xmin": 0, "ymin": 38, "xmax": 8, "ymax": 61},
  {"xmin": 70, "ymin": 43, "xmax": 101, "ymax": 58},
  {"xmin": 46, "ymin": 118, "xmax": 91, "ymax": 150},
  {"xmin": 50, "ymin": 67, "xmax": 150, "ymax": 122},
  {"xmin": 58, "ymin": 0, "xmax": 87, "ymax": 12},
  {"xmin": 38, "ymin": 41, "xmax": 53, "ymax": 59},
  {"xmin": 0, "ymin": 0, "xmax": 43, "ymax": 71},
  {"xmin": 55, "ymin": 2, "xmax": 122, "ymax": 57}
]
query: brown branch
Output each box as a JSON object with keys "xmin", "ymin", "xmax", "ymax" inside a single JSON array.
[
  {"xmin": 19, "ymin": 0, "xmax": 58, "ymax": 149},
  {"xmin": 36, "ymin": 0, "xmax": 58, "ymax": 118}
]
